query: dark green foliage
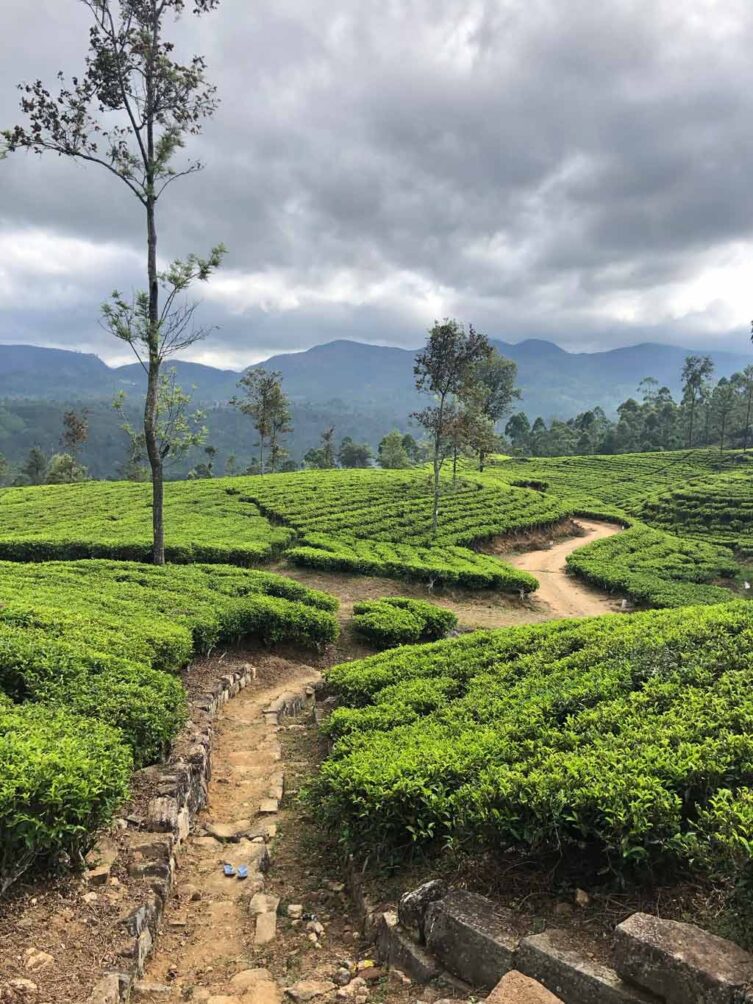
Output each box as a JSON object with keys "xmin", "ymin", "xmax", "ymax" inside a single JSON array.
[
  {"xmin": 352, "ymin": 597, "xmax": 458, "ymax": 649},
  {"xmin": 314, "ymin": 602, "xmax": 753, "ymax": 879}
]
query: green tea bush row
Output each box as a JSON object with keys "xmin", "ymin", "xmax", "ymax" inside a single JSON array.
[
  {"xmin": 313, "ymin": 601, "xmax": 753, "ymax": 879},
  {"xmin": 352, "ymin": 597, "xmax": 458, "ymax": 649},
  {"xmin": 565, "ymin": 523, "xmax": 738, "ymax": 608},
  {"xmin": 288, "ymin": 534, "xmax": 538, "ymax": 592},
  {"xmin": 0, "ymin": 702, "xmax": 132, "ymax": 895},
  {"xmin": 0, "ymin": 479, "xmax": 292, "ymax": 565},
  {"xmin": 0, "ymin": 561, "xmax": 339, "ymax": 891}
]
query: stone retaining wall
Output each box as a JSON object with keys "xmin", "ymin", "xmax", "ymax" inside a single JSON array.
[
  {"xmin": 369, "ymin": 881, "xmax": 753, "ymax": 1004},
  {"xmin": 86, "ymin": 665, "xmax": 257, "ymax": 1004}
]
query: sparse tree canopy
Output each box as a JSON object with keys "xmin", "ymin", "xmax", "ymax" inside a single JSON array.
[
  {"xmin": 413, "ymin": 319, "xmax": 492, "ymax": 531},
  {"xmin": 231, "ymin": 369, "xmax": 292, "ymax": 475},
  {"xmin": 61, "ymin": 410, "xmax": 89, "ymax": 458},
  {"xmin": 4, "ymin": 0, "xmax": 224, "ymax": 564}
]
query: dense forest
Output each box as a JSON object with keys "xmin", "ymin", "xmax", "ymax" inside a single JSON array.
[{"xmin": 0, "ymin": 351, "xmax": 750, "ymax": 486}]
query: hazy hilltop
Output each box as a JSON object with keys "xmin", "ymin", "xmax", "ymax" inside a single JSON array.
[{"xmin": 0, "ymin": 338, "xmax": 750, "ymax": 419}]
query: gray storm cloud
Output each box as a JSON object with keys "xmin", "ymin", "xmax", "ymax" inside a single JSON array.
[{"xmin": 1, "ymin": 0, "xmax": 753, "ymax": 364}]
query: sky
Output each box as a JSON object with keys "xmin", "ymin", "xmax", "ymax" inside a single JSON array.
[{"xmin": 2, "ymin": 0, "xmax": 753, "ymax": 367}]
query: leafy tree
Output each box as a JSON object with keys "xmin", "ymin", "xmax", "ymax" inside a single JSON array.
[
  {"xmin": 232, "ymin": 369, "xmax": 291, "ymax": 474},
  {"xmin": 505, "ymin": 412, "xmax": 531, "ymax": 454},
  {"xmin": 378, "ymin": 430, "xmax": 411, "ymax": 469},
  {"xmin": 15, "ymin": 447, "xmax": 49, "ymax": 486},
  {"xmin": 711, "ymin": 378, "xmax": 736, "ymax": 451},
  {"xmin": 305, "ymin": 427, "xmax": 337, "ymax": 469},
  {"xmin": 47, "ymin": 453, "xmax": 88, "ymax": 484},
  {"xmin": 402, "ymin": 434, "xmax": 421, "ymax": 464},
  {"xmin": 413, "ymin": 319, "xmax": 492, "ymax": 532},
  {"xmin": 225, "ymin": 453, "xmax": 240, "ymax": 476},
  {"xmin": 681, "ymin": 355, "xmax": 714, "ymax": 448},
  {"xmin": 61, "ymin": 410, "xmax": 89, "ymax": 458},
  {"xmin": 114, "ymin": 371, "xmax": 206, "ymax": 478},
  {"xmin": 0, "ymin": 454, "xmax": 8, "ymax": 487},
  {"xmin": 188, "ymin": 444, "xmax": 217, "ymax": 479},
  {"xmin": 462, "ymin": 351, "xmax": 519, "ymax": 470},
  {"xmin": 338, "ymin": 437, "xmax": 373, "ymax": 468},
  {"xmin": 4, "ymin": 0, "xmax": 225, "ymax": 564},
  {"xmin": 736, "ymin": 366, "xmax": 753, "ymax": 451}
]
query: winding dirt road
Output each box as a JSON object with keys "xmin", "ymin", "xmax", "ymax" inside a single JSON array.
[{"xmin": 506, "ymin": 518, "xmax": 624, "ymax": 619}]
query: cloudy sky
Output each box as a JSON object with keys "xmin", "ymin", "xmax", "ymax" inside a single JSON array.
[{"xmin": 2, "ymin": 0, "xmax": 753, "ymax": 367}]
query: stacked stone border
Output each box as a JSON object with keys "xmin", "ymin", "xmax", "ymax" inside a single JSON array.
[
  {"xmin": 352, "ymin": 876, "xmax": 753, "ymax": 1004},
  {"xmin": 86, "ymin": 666, "xmax": 317, "ymax": 1004}
]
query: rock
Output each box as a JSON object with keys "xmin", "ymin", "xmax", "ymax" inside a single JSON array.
[
  {"xmin": 85, "ymin": 836, "xmax": 119, "ymax": 886},
  {"xmin": 307, "ymin": 920, "xmax": 325, "ymax": 936},
  {"xmin": 574, "ymin": 889, "xmax": 590, "ymax": 908},
  {"xmin": 285, "ymin": 979, "xmax": 337, "ymax": 1001},
  {"xmin": 204, "ymin": 819, "xmax": 253, "ymax": 841},
  {"xmin": 248, "ymin": 893, "xmax": 281, "ymax": 916},
  {"xmin": 374, "ymin": 911, "xmax": 442, "ymax": 984},
  {"xmin": 517, "ymin": 929, "xmax": 659, "ymax": 1004},
  {"xmin": 424, "ymin": 889, "xmax": 519, "ymax": 990},
  {"xmin": 133, "ymin": 982, "xmax": 172, "ymax": 998},
  {"xmin": 85, "ymin": 974, "xmax": 122, "ymax": 1004},
  {"xmin": 259, "ymin": 798, "xmax": 279, "ymax": 815},
  {"xmin": 614, "ymin": 912, "xmax": 753, "ymax": 1004},
  {"xmin": 255, "ymin": 911, "xmax": 278, "ymax": 945},
  {"xmin": 83, "ymin": 892, "xmax": 99, "ymax": 905},
  {"xmin": 488, "ymin": 970, "xmax": 563, "ymax": 1003},
  {"xmin": 324, "ymin": 879, "xmax": 345, "ymax": 893},
  {"xmin": 398, "ymin": 879, "xmax": 448, "ymax": 943},
  {"xmin": 23, "ymin": 949, "xmax": 54, "ymax": 973},
  {"xmin": 287, "ymin": 904, "xmax": 304, "ymax": 919},
  {"xmin": 229, "ymin": 967, "xmax": 279, "ymax": 1001}
]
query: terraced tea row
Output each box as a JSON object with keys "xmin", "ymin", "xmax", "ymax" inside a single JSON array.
[
  {"xmin": 0, "ymin": 561, "xmax": 338, "ymax": 892},
  {"xmin": 315, "ymin": 601, "xmax": 753, "ymax": 887}
]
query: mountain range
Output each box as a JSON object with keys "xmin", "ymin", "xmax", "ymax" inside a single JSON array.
[{"xmin": 0, "ymin": 337, "xmax": 750, "ymax": 419}]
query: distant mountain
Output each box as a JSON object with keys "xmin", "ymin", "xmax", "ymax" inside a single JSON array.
[{"xmin": 0, "ymin": 337, "xmax": 750, "ymax": 420}]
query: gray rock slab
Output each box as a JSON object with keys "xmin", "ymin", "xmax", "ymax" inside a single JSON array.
[
  {"xmin": 424, "ymin": 889, "xmax": 520, "ymax": 990},
  {"xmin": 375, "ymin": 910, "xmax": 442, "ymax": 983},
  {"xmin": 517, "ymin": 929, "xmax": 661, "ymax": 1004},
  {"xmin": 398, "ymin": 879, "xmax": 448, "ymax": 943},
  {"xmin": 614, "ymin": 912, "xmax": 753, "ymax": 1004}
]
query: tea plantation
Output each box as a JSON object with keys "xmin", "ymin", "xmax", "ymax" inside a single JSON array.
[
  {"xmin": 0, "ymin": 561, "xmax": 337, "ymax": 890},
  {"xmin": 1, "ymin": 446, "xmax": 752, "ymax": 895},
  {"xmin": 317, "ymin": 601, "xmax": 753, "ymax": 884}
]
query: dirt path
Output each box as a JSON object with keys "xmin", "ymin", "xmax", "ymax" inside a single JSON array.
[
  {"xmin": 137, "ymin": 653, "xmax": 422, "ymax": 1004},
  {"xmin": 505, "ymin": 518, "xmax": 623, "ymax": 618}
]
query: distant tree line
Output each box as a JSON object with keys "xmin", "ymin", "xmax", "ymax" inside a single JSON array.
[{"xmin": 504, "ymin": 355, "xmax": 753, "ymax": 456}]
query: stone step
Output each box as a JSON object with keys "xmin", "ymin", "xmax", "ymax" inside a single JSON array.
[
  {"xmin": 517, "ymin": 928, "xmax": 661, "ymax": 1004},
  {"xmin": 487, "ymin": 970, "xmax": 563, "ymax": 1003},
  {"xmin": 424, "ymin": 889, "xmax": 521, "ymax": 991}
]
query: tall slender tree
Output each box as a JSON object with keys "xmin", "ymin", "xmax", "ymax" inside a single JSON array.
[
  {"xmin": 413, "ymin": 319, "xmax": 492, "ymax": 532},
  {"xmin": 4, "ymin": 0, "xmax": 225, "ymax": 564},
  {"xmin": 681, "ymin": 355, "xmax": 714, "ymax": 449},
  {"xmin": 232, "ymin": 370, "xmax": 290, "ymax": 475}
]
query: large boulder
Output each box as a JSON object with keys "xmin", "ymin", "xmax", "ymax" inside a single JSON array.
[{"xmin": 614, "ymin": 912, "xmax": 753, "ymax": 1004}]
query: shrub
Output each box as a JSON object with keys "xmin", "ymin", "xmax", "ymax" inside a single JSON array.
[
  {"xmin": 313, "ymin": 601, "xmax": 753, "ymax": 880},
  {"xmin": 353, "ymin": 597, "xmax": 458, "ymax": 649},
  {"xmin": 0, "ymin": 703, "xmax": 131, "ymax": 894}
]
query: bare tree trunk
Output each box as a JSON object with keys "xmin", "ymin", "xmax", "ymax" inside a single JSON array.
[
  {"xmin": 452, "ymin": 447, "xmax": 457, "ymax": 485},
  {"xmin": 745, "ymin": 390, "xmax": 752, "ymax": 451},
  {"xmin": 144, "ymin": 11, "xmax": 164, "ymax": 565},
  {"xmin": 145, "ymin": 197, "xmax": 165, "ymax": 565}
]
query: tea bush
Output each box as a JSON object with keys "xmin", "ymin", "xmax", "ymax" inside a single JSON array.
[
  {"xmin": 0, "ymin": 560, "xmax": 339, "ymax": 890},
  {"xmin": 0, "ymin": 703, "xmax": 131, "ymax": 894},
  {"xmin": 352, "ymin": 597, "xmax": 458, "ymax": 648},
  {"xmin": 288, "ymin": 535, "xmax": 538, "ymax": 592},
  {"xmin": 315, "ymin": 601, "xmax": 753, "ymax": 879}
]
